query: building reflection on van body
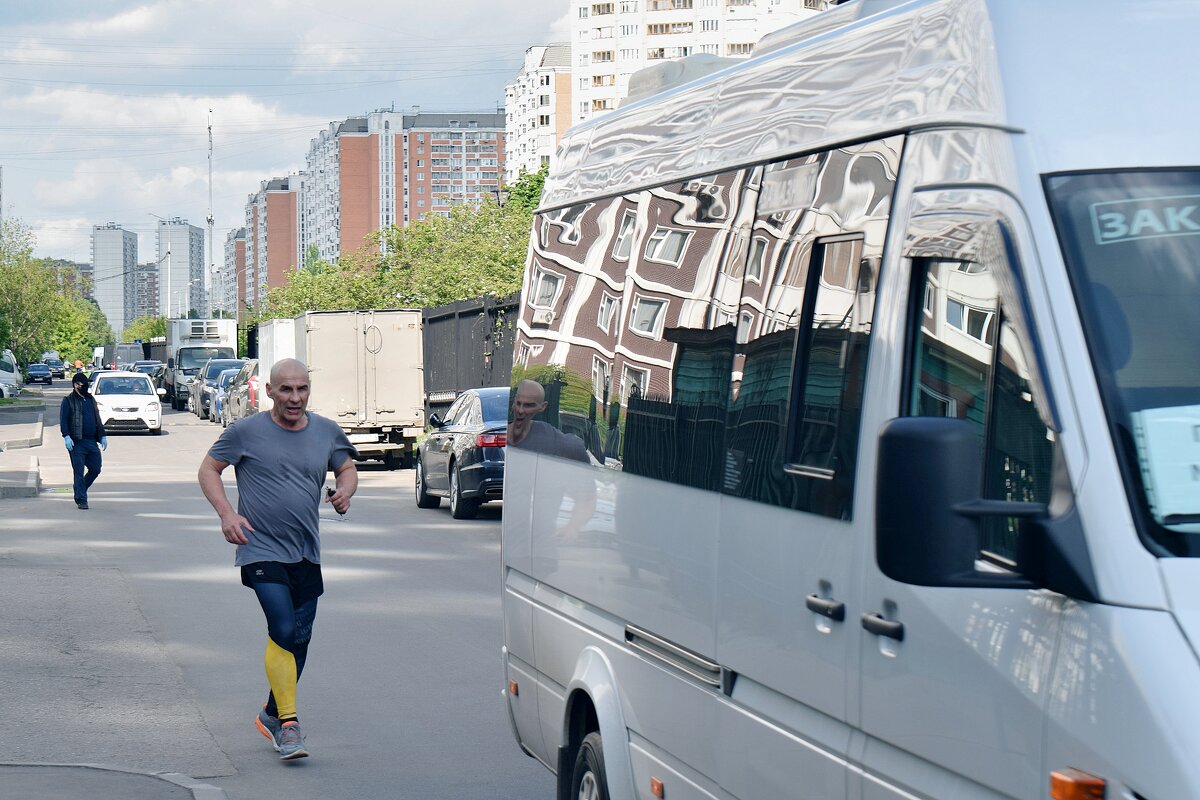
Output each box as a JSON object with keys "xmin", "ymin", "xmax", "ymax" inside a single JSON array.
[{"xmin": 515, "ymin": 138, "xmax": 897, "ymax": 521}]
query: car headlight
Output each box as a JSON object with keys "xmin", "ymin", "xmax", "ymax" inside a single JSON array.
[{"xmin": 148, "ymin": 402, "xmax": 160, "ymax": 412}]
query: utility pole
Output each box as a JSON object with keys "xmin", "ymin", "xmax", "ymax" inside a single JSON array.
[{"xmin": 207, "ymin": 108, "xmax": 216, "ymax": 317}]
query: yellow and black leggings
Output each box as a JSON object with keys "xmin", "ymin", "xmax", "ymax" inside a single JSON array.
[{"xmin": 250, "ymin": 580, "xmax": 318, "ymax": 721}]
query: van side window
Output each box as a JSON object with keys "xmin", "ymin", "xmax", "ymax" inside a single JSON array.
[{"xmin": 906, "ymin": 256, "xmax": 1053, "ymax": 566}]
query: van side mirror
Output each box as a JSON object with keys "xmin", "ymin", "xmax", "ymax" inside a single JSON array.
[
  {"xmin": 157, "ymin": 388, "xmax": 166, "ymax": 397},
  {"xmin": 167, "ymin": 358, "xmax": 175, "ymax": 369},
  {"xmin": 875, "ymin": 417, "xmax": 1098, "ymax": 600},
  {"xmin": 428, "ymin": 413, "xmax": 444, "ymax": 428}
]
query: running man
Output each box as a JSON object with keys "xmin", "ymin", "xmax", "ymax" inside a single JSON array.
[{"xmin": 198, "ymin": 358, "xmax": 357, "ymax": 760}]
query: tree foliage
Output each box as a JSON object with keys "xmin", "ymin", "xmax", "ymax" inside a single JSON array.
[
  {"xmin": 123, "ymin": 315, "xmax": 168, "ymax": 343},
  {"xmin": 0, "ymin": 219, "xmax": 116, "ymax": 365},
  {"xmin": 256, "ymin": 166, "xmax": 546, "ymax": 320}
]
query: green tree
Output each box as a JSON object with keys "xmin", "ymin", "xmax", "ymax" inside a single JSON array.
[
  {"xmin": 123, "ymin": 315, "xmax": 167, "ymax": 343},
  {"xmin": 0, "ymin": 220, "xmax": 74, "ymax": 364}
]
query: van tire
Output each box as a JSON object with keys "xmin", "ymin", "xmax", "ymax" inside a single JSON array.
[
  {"xmin": 449, "ymin": 461, "xmax": 479, "ymax": 520},
  {"xmin": 569, "ymin": 732, "xmax": 609, "ymax": 800},
  {"xmin": 415, "ymin": 457, "xmax": 440, "ymax": 509}
]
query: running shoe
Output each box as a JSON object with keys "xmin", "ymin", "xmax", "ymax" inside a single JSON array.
[
  {"xmin": 276, "ymin": 720, "xmax": 309, "ymax": 760},
  {"xmin": 254, "ymin": 706, "xmax": 281, "ymax": 745}
]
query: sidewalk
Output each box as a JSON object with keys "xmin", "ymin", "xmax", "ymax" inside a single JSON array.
[
  {"xmin": 0, "ymin": 398, "xmax": 44, "ymax": 498},
  {"xmin": 0, "ymin": 395, "xmax": 229, "ymax": 799}
]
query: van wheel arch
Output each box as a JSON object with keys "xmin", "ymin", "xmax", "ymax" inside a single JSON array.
[{"xmin": 557, "ymin": 649, "xmax": 635, "ymax": 800}]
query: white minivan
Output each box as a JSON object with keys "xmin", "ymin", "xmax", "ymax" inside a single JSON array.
[
  {"xmin": 500, "ymin": 1, "xmax": 1200, "ymax": 799},
  {"xmin": 0, "ymin": 349, "xmax": 21, "ymax": 398}
]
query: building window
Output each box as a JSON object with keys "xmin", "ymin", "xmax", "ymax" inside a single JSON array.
[
  {"xmin": 592, "ymin": 74, "xmax": 616, "ymax": 87},
  {"xmin": 630, "ymin": 296, "xmax": 667, "ymax": 338},
  {"xmin": 593, "ymin": 26, "xmax": 614, "ymax": 38},
  {"xmin": 701, "ymin": 19, "xmax": 719, "ymax": 31},
  {"xmin": 747, "ymin": 237, "xmax": 766, "ymax": 282},
  {"xmin": 579, "ymin": 5, "xmax": 590, "ymax": 16},
  {"xmin": 531, "ymin": 267, "xmax": 564, "ymax": 308},
  {"xmin": 621, "ymin": 364, "xmax": 649, "ymax": 403},
  {"xmin": 538, "ymin": 115, "xmax": 551, "ymax": 126},
  {"xmin": 592, "ymin": 356, "xmax": 612, "ymax": 402},
  {"xmin": 647, "ymin": 47, "xmax": 666, "ymax": 60},
  {"xmin": 592, "ymin": 50, "xmax": 614, "ymax": 62},
  {"xmin": 620, "ymin": 24, "xmax": 638, "ymax": 35},
  {"xmin": 612, "ymin": 211, "xmax": 637, "ymax": 260},
  {"xmin": 539, "ymin": 95, "xmax": 551, "ymax": 106},
  {"xmin": 644, "ymin": 226, "xmax": 690, "ymax": 264},
  {"xmin": 620, "ymin": 0, "xmax": 638, "ymax": 10},
  {"xmin": 592, "ymin": 2, "xmax": 614, "ymax": 13},
  {"xmin": 592, "ymin": 98, "xmax": 614, "ymax": 111},
  {"xmin": 727, "ymin": 42, "xmax": 754, "ymax": 55},
  {"xmin": 946, "ymin": 299, "xmax": 995, "ymax": 343},
  {"xmin": 598, "ymin": 293, "xmax": 621, "ymax": 333}
]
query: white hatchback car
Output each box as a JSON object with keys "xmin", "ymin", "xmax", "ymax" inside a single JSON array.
[{"xmin": 91, "ymin": 371, "xmax": 165, "ymax": 435}]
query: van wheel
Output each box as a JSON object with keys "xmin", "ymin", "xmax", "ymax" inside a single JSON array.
[
  {"xmin": 570, "ymin": 732, "xmax": 609, "ymax": 800},
  {"xmin": 414, "ymin": 457, "xmax": 440, "ymax": 509},
  {"xmin": 384, "ymin": 450, "xmax": 402, "ymax": 471},
  {"xmin": 449, "ymin": 461, "xmax": 479, "ymax": 520}
]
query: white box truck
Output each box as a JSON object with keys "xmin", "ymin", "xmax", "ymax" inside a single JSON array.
[
  {"xmin": 255, "ymin": 318, "xmax": 296, "ymax": 413},
  {"xmin": 151, "ymin": 319, "xmax": 237, "ymax": 410},
  {"xmin": 294, "ymin": 310, "xmax": 423, "ymax": 469}
]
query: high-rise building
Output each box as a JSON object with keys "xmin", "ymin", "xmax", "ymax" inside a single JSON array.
[
  {"xmin": 90, "ymin": 223, "xmax": 137, "ymax": 337},
  {"xmin": 571, "ymin": 0, "xmax": 828, "ymax": 124},
  {"xmin": 155, "ymin": 217, "xmax": 204, "ymax": 319},
  {"xmin": 303, "ymin": 111, "xmax": 506, "ymax": 262},
  {"xmin": 505, "ymin": 44, "xmax": 572, "ymax": 183},
  {"xmin": 130, "ymin": 263, "xmax": 160, "ymax": 322},
  {"xmin": 244, "ymin": 177, "xmax": 301, "ymax": 309},
  {"xmin": 221, "ymin": 227, "xmax": 247, "ymax": 319}
]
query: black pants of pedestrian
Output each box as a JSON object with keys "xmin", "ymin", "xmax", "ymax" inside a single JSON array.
[{"xmin": 70, "ymin": 440, "xmax": 102, "ymax": 504}]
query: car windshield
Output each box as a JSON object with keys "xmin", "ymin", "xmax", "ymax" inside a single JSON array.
[
  {"xmin": 29, "ymin": 365, "xmax": 49, "ymax": 373},
  {"xmin": 218, "ymin": 370, "xmax": 239, "ymax": 388},
  {"xmin": 480, "ymin": 390, "xmax": 511, "ymax": 424},
  {"xmin": 1046, "ymin": 168, "xmax": 1200, "ymax": 556},
  {"xmin": 179, "ymin": 348, "xmax": 233, "ymax": 369},
  {"xmin": 46, "ymin": 360, "xmax": 63, "ymax": 367},
  {"xmin": 95, "ymin": 376, "xmax": 154, "ymax": 395}
]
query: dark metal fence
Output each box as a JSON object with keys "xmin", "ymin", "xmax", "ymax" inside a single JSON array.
[{"xmin": 422, "ymin": 293, "xmax": 519, "ymax": 419}]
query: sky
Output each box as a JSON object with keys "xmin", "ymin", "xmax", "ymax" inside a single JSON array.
[{"xmin": 0, "ymin": 0, "xmax": 570, "ymax": 265}]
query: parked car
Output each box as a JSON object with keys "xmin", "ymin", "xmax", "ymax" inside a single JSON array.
[
  {"xmin": 414, "ymin": 387, "xmax": 509, "ymax": 519},
  {"xmin": 190, "ymin": 357, "xmax": 245, "ymax": 419},
  {"xmin": 26, "ymin": 363, "xmax": 52, "ymax": 385},
  {"xmin": 90, "ymin": 370, "xmax": 165, "ymax": 435},
  {"xmin": 44, "ymin": 358, "xmax": 65, "ymax": 378},
  {"xmin": 209, "ymin": 368, "xmax": 241, "ymax": 426},
  {"xmin": 223, "ymin": 359, "xmax": 260, "ymax": 425}
]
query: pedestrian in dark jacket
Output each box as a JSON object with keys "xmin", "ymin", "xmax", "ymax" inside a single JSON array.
[{"xmin": 60, "ymin": 372, "xmax": 107, "ymax": 509}]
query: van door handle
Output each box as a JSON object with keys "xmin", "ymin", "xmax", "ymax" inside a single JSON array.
[
  {"xmin": 805, "ymin": 594, "xmax": 845, "ymax": 622},
  {"xmin": 861, "ymin": 613, "xmax": 904, "ymax": 641}
]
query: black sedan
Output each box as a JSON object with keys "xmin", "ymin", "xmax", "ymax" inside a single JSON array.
[
  {"xmin": 414, "ymin": 387, "xmax": 509, "ymax": 519},
  {"xmin": 26, "ymin": 363, "xmax": 52, "ymax": 385}
]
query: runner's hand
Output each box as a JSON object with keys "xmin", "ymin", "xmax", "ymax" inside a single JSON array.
[
  {"xmin": 219, "ymin": 512, "xmax": 254, "ymax": 545},
  {"xmin": 325, "ymin": 486, "xmax": 350, "ymax": 515},
  {"xmin": 64, "ymin": 436, "xmax": 74, "ymax": 452}
]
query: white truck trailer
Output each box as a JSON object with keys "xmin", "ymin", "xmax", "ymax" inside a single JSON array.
[
  {"xmin": 293, "ymin": 310, "xmax": 424, "ymax": 469},
  {"xmin": 151, "ymin": 319, "xmax": 237, "ymax": 410},
  {"xmin": 255, "ymin": 318, "xmax": 296, "ymax": 413}
]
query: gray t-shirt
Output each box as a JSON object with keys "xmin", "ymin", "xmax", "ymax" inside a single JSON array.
[
  {"xmin": 208, "ymin": 411, "xmax": 356, "ymax": 566},
  {"xmin": 513, "ymin": 420, "xmax": 589, "ymax": 462}
]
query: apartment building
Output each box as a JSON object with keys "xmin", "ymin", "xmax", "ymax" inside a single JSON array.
[
  {"xmin": 303, "ymin": 110, "xmax": 506, "ymax": 263},
  {"xmin": 244, "ymin": 177, "xmax": 301, "ymax": 310},
  {"xmin": 504, "ymin": 44, "xmax": 573, "ymax": 183},
  {"xmin": 130, "ymin": 263, "xmax": 160, "ymax": 322},
  {"xmin": 90, "ymin": 223, "xmax": 137, "ymax": 337},
  {"xmin": 220, "ymin": 227, "xmax": 247, "ymax": 319},
  {"xmin": 155, "ymin": 217, "xmax": 205, "ymax": 319},
  {"xmin": 572, "ymin": 0, "xmax": 828, "ymax": 122}
]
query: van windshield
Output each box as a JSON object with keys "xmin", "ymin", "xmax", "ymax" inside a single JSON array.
[
  {"xmin": 1046, "ymin": 169, "xmax": 1200, "ymax": 556},
  {"xmin": 179, "ymin": 348, "xmax": 234, "ymax": 370}
]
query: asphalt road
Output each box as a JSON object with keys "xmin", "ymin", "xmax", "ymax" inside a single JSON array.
[{"xmin": 0, "ymin": 386, "xmax": 554, "ymax": 799}]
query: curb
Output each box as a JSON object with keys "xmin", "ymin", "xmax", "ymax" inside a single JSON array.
[
  {"xmin": 0, "ymin": 762, "xmax": 228, "ymax": 799},
  {"xmin": 0, "ymin": 416, "xmax": 43, "ymax": 449},
  {"xmin": 0, "ymin": 455, "xmax": 40, "ymax": 498}
]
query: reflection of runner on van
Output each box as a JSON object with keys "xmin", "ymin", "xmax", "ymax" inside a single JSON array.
[{"xmin": 508, "ymin": 379, "xmax": 588, "ymax": 462}]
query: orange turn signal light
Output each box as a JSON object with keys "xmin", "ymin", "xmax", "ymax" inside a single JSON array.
[
  {"xmin": 650, "ymin": 777, "xmax": 664, "ymax": 798},
  {"xmin": 1050, "ymin": 768, "xmax": 1105, "ymax": 800},
  {"xmin": 508, "ymin": 680, "xmax": 519, "ymax": 697}
]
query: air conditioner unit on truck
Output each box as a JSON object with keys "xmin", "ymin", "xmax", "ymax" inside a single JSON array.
[
  {"xmin": 293, "ymin": 309, "xmax": 423, "ymax": 470},
  {"xmin": 149, "ymin": 319, "xmax": 237, "ymax": 410}
]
